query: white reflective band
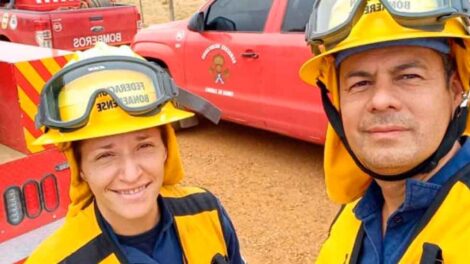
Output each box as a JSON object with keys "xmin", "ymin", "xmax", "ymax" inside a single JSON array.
[
  {"xmin": 36, "ymin": 0, "xmax": 41, "ymax": 3},
  {"xmin": 0, "ymin": 218, "xmax": 64, "ymax": 263},
  {"xmin": 461, "ymin": 91, "xmax": 470, "ymax": 107}
]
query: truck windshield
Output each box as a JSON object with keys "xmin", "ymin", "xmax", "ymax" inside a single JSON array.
[
  {"xmin": 282, "ymin": 0, "xmax": 314, "ymax": 33},
  {"xmin": 205, "ymin": 0, "xmax": 273, "ymax": 32}
]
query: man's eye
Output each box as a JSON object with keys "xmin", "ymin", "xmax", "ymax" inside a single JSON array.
[
  {"xmin": 399, "ymin": 74, "xmax": 422, "ymax": 80},
  {"xmin": 349, "ymin": 80, "xmax": 371, "ymax": 90}
]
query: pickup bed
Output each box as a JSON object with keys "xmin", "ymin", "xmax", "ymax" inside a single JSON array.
[
  {"xmin": 0, "ymin": 0, "xmax": 141, "ymax": 50},
  {"xmin": 132, "ymin": 0, "xmax": 327, "ymax": 144}
]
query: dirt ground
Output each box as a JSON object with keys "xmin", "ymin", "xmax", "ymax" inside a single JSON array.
[
  {"xmin": 117, "ymin": 1, "xmax": 340, "ymax": 262},
  {"xmin": 176, "ymin": 120, "xmax": 338, "ymax": 263}
]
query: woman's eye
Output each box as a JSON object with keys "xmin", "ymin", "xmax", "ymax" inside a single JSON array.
[
  {"xmin": 138, "ymin": 143, "xmax": 154, "ymax": 150},
  {"xmin": 96, "ymin": 152, "xmax": 114, "ymax": 161}
]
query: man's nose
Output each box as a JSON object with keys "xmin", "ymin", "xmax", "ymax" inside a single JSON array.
[
  {"xmin": 119, "ymin": 157, "xmax": 143, "ymax": 183},
  {"xmin": 366, "ymin": 78, "xmax": 402, "ymax": 112}
]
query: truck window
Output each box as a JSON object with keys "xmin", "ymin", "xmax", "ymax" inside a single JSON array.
[
  {"xmin": 205, "ymin": 0, "xmax": 273, "ymax": 32},
  {"xmin": 281, "ymin": 0, "xmax": 314, "ymax": 33}
]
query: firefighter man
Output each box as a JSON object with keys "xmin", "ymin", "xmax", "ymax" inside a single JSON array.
[
  {"xmin": 301, "ymin": 0, "xmax": 470, "ymax": 262},
  {"xmin": 26, "ymin": 43, "xmax": 245, "ymax": 264}
]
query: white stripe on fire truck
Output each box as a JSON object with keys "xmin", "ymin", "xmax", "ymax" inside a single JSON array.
[{"xmin": 0, "ymin": 218, "xmax": 64, "ymax": 263}]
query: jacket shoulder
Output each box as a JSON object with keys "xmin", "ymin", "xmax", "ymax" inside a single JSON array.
[
  {"xmin": 26, "ymin": 204, "xmax": 102, "ymax": 263},
  {"xmin": 160, "ymin": 185, "xmax": 220, "ymax": 216},
  {"xmin": 317, "ymin": 200, "xmax": 362, "ymax": 264}
]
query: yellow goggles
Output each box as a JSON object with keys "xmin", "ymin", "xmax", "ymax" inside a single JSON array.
[
  {"xmin": 306, "ymin": 0, "xmax": 470, "ymax": 52},
  {"xmin": 36, "ymin": 56, "xmax": 220, "ymax": 131}
]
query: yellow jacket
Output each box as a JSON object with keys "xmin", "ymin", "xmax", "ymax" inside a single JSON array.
[
  {"xmin": 26, "ymin": 185, "xmax": 228, "ymax": 264},
  {"xmin": 317, "ymin": 166, "xmax": 470, "ymax": 263}
]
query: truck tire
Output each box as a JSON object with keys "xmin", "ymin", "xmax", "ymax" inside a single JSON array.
[{"xmin": 0, "ymin": 36, "xmax": 10, "ymax": 42}]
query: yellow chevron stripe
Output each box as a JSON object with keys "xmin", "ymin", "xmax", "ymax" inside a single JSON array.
[
  {"xmin": 24, "ymin": 128, "xmax": 44, "ymax": 153},
  {"xmin": 41, "ymin": 57, "xmax": 63, "ymax": 75},
  {"xmin": 17, "ymin": 86, "xmax": 37, "ymax": 122},
  {"xmin": 15, "ymin": 61, "xmax": 45, "ymax": 94}
]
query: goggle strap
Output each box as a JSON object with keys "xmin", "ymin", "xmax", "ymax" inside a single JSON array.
[
  {"xmin": 35, "ymin": 103, "xmax": 44, "ymax": 129},
  {"xmin": 175, "ymin": 88, "xmax": 221, "ymax": 124},
  {"xmin": 310, "ymin": 44, "xmax": 322, "ymax": 55}
]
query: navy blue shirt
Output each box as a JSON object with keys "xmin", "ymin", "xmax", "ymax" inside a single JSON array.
[
  {"xmin": 355, "ymin": 138, "xmax": 470, "ymax": 263},
  {"xmin": 102, "ymin": 195, "xmax": 245, "ymax": 264}
]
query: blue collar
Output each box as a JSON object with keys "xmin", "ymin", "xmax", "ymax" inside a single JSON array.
[
  {"xmin": 101, "ymin": 195, "xmax": 175, "ymax": 253},
  {"xmin": 355, "ymin": 137, "xmax": 470, "ymax": 220}
]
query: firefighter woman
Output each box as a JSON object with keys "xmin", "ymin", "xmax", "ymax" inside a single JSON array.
[
  {"xmin": 301, "ymin": 0, "xmax": 470, "ymax": 262},
  {"xmin": 26, "ymin": 43, "xmax": 244, "ymax": 264}
]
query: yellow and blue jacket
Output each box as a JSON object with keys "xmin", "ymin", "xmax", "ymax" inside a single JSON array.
[
  {"xmin": 317, "ymin": 162, "xmax": 470, "ymax": 263},
  {"xmin": 26, "ymin": 125, "xmax": 242, "ymax": 264}
]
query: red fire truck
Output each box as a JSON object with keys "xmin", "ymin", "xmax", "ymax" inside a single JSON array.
[
  {"xmin": 0, "ymin": 0, "xmax": 141, "ymax": 50},
  {"xmin": 132, "ymin": 0, "xmax": 327, "ymax": 144},
  {"xmin": 0, "ymin": 41, "xmax": 71, "ymax": 263}
]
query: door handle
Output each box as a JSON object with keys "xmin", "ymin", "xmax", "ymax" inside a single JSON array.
[
  {"xmin": 241, "ymin": 51, "xmax": 259, "ymax": 59},
  {"xmin": 89, "ymin": 15, "xmax": 103, "ymax": 21}
]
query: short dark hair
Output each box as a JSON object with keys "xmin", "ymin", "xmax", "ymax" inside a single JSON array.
[{"xmin": 441, "ymin": 53, "xmax": 456, "ymax": 83}]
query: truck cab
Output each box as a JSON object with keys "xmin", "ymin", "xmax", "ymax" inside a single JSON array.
[
  {"xmin": 132, "ymin": 0, "xmax": 327, "ymax": 144},
  {"xmin": 0, "ymin": 0, "xmax": 141, "ymax": 50}
]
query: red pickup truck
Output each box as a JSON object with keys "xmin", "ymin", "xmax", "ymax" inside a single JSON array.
[
  {"xmin": 132, "ymin": 0, "xmax": 327, "ymax": 144},
  {"xmin": 0, "ymin": 0, "xmax": 141, "ymax": 50}
]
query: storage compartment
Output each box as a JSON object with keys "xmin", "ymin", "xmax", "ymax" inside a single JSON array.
[
  {"xmin": 0, "ymin": 41, "xmax": 72, "ymax": 154},
  {"xmin": 15, "ymin": 0, "xmax": 81, "ymax": 11}
]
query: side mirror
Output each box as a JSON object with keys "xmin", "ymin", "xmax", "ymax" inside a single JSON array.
[{"xmin": 188, "ymin": 12, "xmax": 204, "ymax": 32}]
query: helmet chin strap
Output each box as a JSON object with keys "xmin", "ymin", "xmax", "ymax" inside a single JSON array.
[{"xmin": 317, "ymin": 80, "xmax": 469, "ymax": 182}]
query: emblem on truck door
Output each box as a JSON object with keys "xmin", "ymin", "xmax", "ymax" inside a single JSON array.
[
  {"xmin": 209, "ymin": 55, "xmax": 229, "ymax": 84},
  {"xmin": 53, "ymin": 22, "xmax": 63, "ymax": 32},
  {"xmin": 202, "ymin": 43, "xmax": 236, "ymax": 84}
]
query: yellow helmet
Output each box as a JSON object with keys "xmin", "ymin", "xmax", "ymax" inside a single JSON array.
[
  {"xmin": 300, "ymin": 0, "xmax": 470, "ymax": 204},
  {"xmin": 34, "ymin": 43, "xmax": 220, "ymax": 217},
  {"xmin": 34, "ymin": 42, "xmax": 201, "ymax": 145}
]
